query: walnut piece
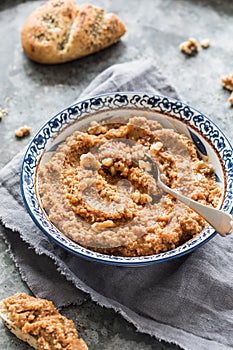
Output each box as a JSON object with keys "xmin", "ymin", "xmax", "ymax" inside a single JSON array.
[
  {"xmin": 221, "ymin": 73, "xmax": 233, "ymax": 105},
  {"xmin": 15, "ymin": 126, "xmax": 31, "ymax": 138},
  {"xmin": 222, "ymin": 74, "xmax": 233, "ymax": 91},
  {"xmin": 201, "ymin": 38, "xmax": 210, "ymax": 49},
  {"xmin": 91, "ymin": 220, "xmax": 115, "ymax": 231},
  {"xmin": 180, "ymin": 38, "xmax": 199, "ymax": 55},
  {"xmin": 229, "ymin": 92, "xmax": 233, "ymax": 105},
  {"xmin": 102, "ymin": 158, "xmax": 113, "ymax": 167},
  {"xmin": 0, "ymin": 108, "xmax": 9, "ymax": 121},
  {"xmin": 80, "ymin": 153, "xmax": 101, "ymax": 170},
  {"xmin": 150, "ymin": 141, "xmax": 163, "ymax": 153},
  {"xmin": 87, "ymin": 121, "xmax": 108, "ymax": 135}
]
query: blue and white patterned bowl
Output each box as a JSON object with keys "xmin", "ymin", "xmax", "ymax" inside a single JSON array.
[{"xmin": 20, "ymin": 92, "xmax": 233, "ymax": 266}]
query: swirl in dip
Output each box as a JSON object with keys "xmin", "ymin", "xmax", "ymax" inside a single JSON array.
[{"xmin": 38, "ymin": 116, "xmax": 222, "ymax": 257}]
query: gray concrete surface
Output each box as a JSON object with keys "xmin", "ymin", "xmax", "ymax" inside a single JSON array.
[{"xmin": 0, "ymin": 0, "xmax": 232, "ymax": 349}]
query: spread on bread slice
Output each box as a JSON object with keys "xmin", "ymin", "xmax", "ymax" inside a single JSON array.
[
  {"xmin": 21, "ymin": 0, "xmax": 127, "ymax": 64},
  {"xmin": 0, "ymin": 293, "xmax": 88, "ymax": 350}
]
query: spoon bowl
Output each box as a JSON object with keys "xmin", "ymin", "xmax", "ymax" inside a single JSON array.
[
  {"xmin": 142, "ymin": 154, "xmax": 233, "ymax": 237},
  {"xmin": 21, "ymin": 92, "xmax": 233, "ymax": 266}
]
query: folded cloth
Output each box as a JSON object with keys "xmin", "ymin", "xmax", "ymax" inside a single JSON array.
[{"xmin": 1, "ymin": 59, "xmax": 233, "ymax": 350}]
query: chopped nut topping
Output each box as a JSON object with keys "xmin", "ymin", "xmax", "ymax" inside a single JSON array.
[
  {"xmin": 91, "ymin": 220, "xmax": 115, "ymax": 230},
  {"xmin": 15, "ymin": 126, "xmax": 31, "ymax": 138},
  {"xmin": 150, "ymin": 141, "xmax": 163, "ymax": 153},
  {"xmin": 88, "ymin": 121, "xmax": 108, "ymax": 135},
  {"xmin": 140, "ymin": 193, "xmax": 152, "ymax": 204},
  {"xmin": 110, "ymin": 165, "xmax": 116, "ymax": 175},
  {"xmin": 180, "ymin": 38, "xmax": 199, "ymax": 55},
  {"xmin": 1, "ymin": 293, "xmax": 88, "ymax": 350},
  {"xmin": 132, "ymin": 190, "xmax": 152, "ymax": 205},
  {"xmin": 131, "ymin": 190, "xmax": 141, "ymax": 203},
  {"xmin": 102, "ymin": 158, "xmax": 113, "ymax": 167},
  {"xmin": 138, "ymin": 160, "xmax": 151, "ymax": 172},
  {"xmin": 201, "ymin": 38, "xmax": 210, "ymax": 49},
  {"xmin": 80, "ymin": 153, "xmax": 101, "ymax": 170}
]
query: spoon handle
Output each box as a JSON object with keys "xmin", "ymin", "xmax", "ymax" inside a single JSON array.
[{"xmin": 158, "ymin": 180, "xmax": 233, "ymax": 236}]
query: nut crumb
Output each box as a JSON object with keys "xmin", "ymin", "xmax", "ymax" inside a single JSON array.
[
  {"xmin": 88, "ymin": 121, "xmax": 108, "ymax": 135},
  {"xmin": 4, "ymin": 96, "xmax": 11, "ymax": 104},
  {"xmin": 150, "ymin": 141, "xmax": 163, "ymax": 153},
  {"xmin": 180, "ymin": 38, "xmax": 199, "ymax": 55},
  {"xmin": 201, "ymin": 38, "xmax": 210, "ymax": 49},
  {"xmin": 102, "ymin": 158, "xmax": 113, "ymax": 167},
  {"xmin": 92, "ymin": 220, "xmax": 115, "ymax": 231},
  {"xmin": 221, "ymin": 73, "xmax": 233, "ymax": 105},
  {"xmin": 0, "ymin": 108, "xmax": 9, "ymax": 121},
  {"xmin": 80, "ymin": 152, "xmax": 101, "ymax": 170},
  {"xmin": 15, "ymin": 126, "xmax": 31, "ymax": 138},
  {"xmin": 138, "ymin": 160, "xmax": 151, "ymax": 172},
  {"xmin": 222, "ymin": 73, "xmax": 233, "ymax": 91},
  {"xmin": 229, "ymin": 92, "xmax": 233, "ymax": 105}
]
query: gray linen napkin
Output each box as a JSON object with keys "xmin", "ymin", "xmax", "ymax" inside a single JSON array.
[{"xmin": 1, "ymin": 59, "xmax": 233, "ymax": 350}]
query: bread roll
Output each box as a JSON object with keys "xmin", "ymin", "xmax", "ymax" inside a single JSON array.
[
  {"xmin": 21, "ymin": 0, "xmax": 127, "ymax": 64},
  {"xmin": 0, "ymin": 293, "xmax": 88, "ymax": 349}
]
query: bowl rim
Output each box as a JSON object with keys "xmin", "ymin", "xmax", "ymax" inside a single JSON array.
[{"xmin": 20, "ymin": 91, "xmax": 233, "ymax": 266}]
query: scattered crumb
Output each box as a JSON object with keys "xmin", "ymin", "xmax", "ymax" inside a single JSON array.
[
  {"xmin": 222, "ymin": 73, "xmax": 233, "ymax": 91},
  {"xmin": 15, "ymin": 126, "xmax": 31, "ymax": 138},
  {"xmin": 180, "ymin": 38, "xmax": 199, "ymax": 55},
  {"xmin": 221, "ymin": 73, "xmax": 233, "ymax": 105},
  {"xmin": 229, "ymin": 92, "xmax": 233, "ymax": 105},
  {"xmin": 43, "ymin": 86, "xmax": 49, "ymax": 93},
  {"xmin": 0, "ymin": 107, "xmax": 9, "ymax": 121},
  {"xmin": 4, "ymin": 96, "xmax": 11, "ymax": 104},
  {"xmin": 201, "ymin": 38, "xmax": 210, "ymax": 49}
]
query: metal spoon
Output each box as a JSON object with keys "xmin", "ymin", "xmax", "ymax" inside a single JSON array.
[{"xmin": 142, "ymin": 155, "xmax": 233, "ymax": 237}]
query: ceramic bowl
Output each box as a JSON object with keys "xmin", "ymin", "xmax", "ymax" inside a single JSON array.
[{"xmin": 20, "ymin": 92, "xmax": 233, "ymax": 266}]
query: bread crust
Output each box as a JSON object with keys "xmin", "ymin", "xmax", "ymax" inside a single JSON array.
[{"xmin": 21, "ymin": 0, "xmax": 127, "ymax": 64}]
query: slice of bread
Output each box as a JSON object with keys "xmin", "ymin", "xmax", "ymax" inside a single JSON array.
[
  {"xmin": 21, "ymin": 0, "xmax": 127, "ymax": 64},
  {"xmin": 0, "ymin": 293, "xmax": 88, "ymax": 350}
]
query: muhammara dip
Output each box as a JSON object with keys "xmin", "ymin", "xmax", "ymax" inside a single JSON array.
[{"xmin": 38, "ymin": 116, "xmax": 222, "ymax": 257}]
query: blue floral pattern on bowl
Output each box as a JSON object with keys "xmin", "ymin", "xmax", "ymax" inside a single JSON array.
[{"xmin": 20, "ymin": 92, "xmax": 233, "ymax": 266}]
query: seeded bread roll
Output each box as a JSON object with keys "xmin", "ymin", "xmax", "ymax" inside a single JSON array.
[
  {"xmin": 0, "ymin": 293, "xmax": 88, "ymax": 350},
  {"xmin": 21, "ymin": 0, "xmax": 127, "ymax": 64}
]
